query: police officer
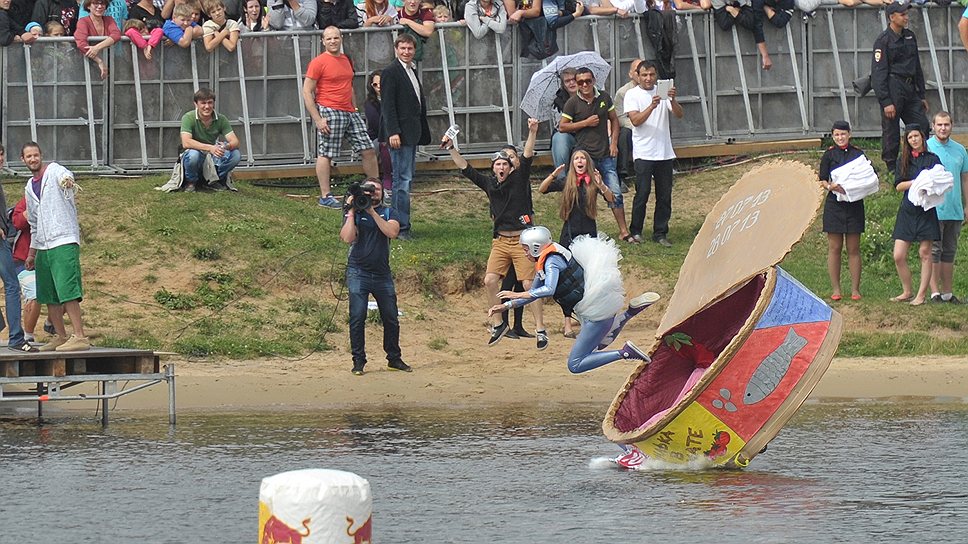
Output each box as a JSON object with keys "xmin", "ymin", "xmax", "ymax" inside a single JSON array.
[{"xmin": 871, "ymin": 0, "xmax": 929, "ymax": 173}]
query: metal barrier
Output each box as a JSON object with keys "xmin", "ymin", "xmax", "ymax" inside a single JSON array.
[{"xmin": 1, "ymin": 7, "xmax": 966, "ymax": 173}]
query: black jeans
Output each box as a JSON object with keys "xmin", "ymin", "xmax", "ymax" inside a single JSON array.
[
  {"xmin": 631, "ymin": 158, "xmax": 674, "ymax": 240},
  {"xmin": 347, "ymin": 266, "xmax": 402, "ymax": 367},
  {"xmin": 881, "ymin": 78, "xmax": 929, "ymax": 173}
]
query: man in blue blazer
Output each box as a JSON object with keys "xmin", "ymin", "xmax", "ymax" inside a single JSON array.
[{"xmin": 380, "ymin": 33, "xmax": 431, "ymax": 241}]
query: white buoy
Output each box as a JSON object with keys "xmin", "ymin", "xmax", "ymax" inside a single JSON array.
[{"xmin": 259, "ymin": 469, "xmax": 372, "ymax": 543}]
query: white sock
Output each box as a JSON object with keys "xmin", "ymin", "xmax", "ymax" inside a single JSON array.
[{"xmin": 942, "ymin": 293, "xmax": 953, "ymax": 301}]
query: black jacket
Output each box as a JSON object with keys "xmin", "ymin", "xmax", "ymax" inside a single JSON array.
[
  {"xmin": 380, "ymin": 58, "xmax": 431, "ymax": 146},
  {"xmin": 316, "ymin": 0, "xmax": 358, "ymax": 29}
]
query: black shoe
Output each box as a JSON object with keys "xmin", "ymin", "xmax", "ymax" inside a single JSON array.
[
  {"xmin": 488, "ymin": 322, "xmax": 509, "ymax": 346},
  {"xmin": 948, "ymin": 295, "xmax": 962, "ymax": 305},
  {"xmin": 511, "ymin": 327, "xmax": 534, "ymax": 338},
  {"xmin": 387, "ymin": 360, "xmax": 412, "ymax": 372},
  {"xmin": 397, "ymin": 231, "xmax": 413, "ymax": 241},
  {"xmin": 211, "ymin": 181, "xmax": 229, "ymax": 192},
  {"xmin": 655, "ymin": 237, "xmax": 673, "ymax": 248},
  {"xmin": 43, "ymin": 320, "xmax": 56, "ymax": 335},
  {"xmin": 8, "ymin": 342, "xmax": 38, "ymax": 353},
  {"xmin": 930, "ymin": 294, "xmax": 943, "ymax": 303},
  {"xmin": 505, "ymin": 328, "xmax": 520, "ymax": 340},
  {"xmin": 351, "ymin": 363, "xmax": 365, "ymax": 376},
  {"xmin": 536, "ymin": 330, "xmax": 549, "ymax": 351}
]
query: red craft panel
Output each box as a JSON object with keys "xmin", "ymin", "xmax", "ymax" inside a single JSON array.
[{"xmin": 696, "ymin": 322, "xmax": 829, "ymax": 440}]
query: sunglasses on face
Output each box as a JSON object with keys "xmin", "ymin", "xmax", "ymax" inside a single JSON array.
[{"xmin": 576, "ymin": 79, "xmax": 593, "ymax": 85}]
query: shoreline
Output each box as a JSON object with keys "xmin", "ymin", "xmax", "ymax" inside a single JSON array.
[{"xmin": 7, "ymin": 355, "xmax": 967, "ymax": 416}]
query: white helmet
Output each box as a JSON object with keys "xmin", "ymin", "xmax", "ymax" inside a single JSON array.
[{"xmin": 520, "ymin": 226, "xmax": 553, "ymax": 258}]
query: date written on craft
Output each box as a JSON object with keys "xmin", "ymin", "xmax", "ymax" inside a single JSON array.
[{"xmin": 707, "ymin": 189, "xmax": 771, "ymax": 258}]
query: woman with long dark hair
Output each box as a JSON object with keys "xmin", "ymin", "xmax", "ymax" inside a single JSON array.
[
  {"xmin": 364, "ymin": 70, "xmax": 393, "ymax": 200},
  {"xmin": 539, "ymin": 148, "xmax": 615, "ymax": 337},
  {"xmin": 891, "ymin": 124, "xmax": 942, "ymax": 306}
]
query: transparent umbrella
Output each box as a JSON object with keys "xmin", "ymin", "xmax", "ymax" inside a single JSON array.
[{"xmin": 519, "ymin": 51, "xmax": 612, "ymax": 122}]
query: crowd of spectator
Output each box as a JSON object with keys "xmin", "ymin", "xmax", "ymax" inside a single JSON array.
[{"xmin": 2, "ymin": 0, "xmax": 932, "ymax": 65}]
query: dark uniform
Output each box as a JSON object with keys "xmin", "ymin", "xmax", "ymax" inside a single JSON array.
[
  {"xmin": 871, "ymin": 4, "xmax": 928, "ymax": 173},
  {"xmin": 819, "ymin": 144, "xmax": 867, "ymax": 234}
]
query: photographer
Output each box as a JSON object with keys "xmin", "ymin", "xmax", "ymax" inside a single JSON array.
[
  {"xmin": 339, "ymin": 177, "xmax": 412, "ymax": 375},
  {"xmin": 442, "ymin": 118, "xmax": 547, "ymax": 349}
]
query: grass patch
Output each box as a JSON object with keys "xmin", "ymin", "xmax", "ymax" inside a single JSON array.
[{"xmin": 47, "ymin": 151, "xmax": 968, "ymax": 359}]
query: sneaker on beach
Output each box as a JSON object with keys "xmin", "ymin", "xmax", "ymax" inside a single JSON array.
[
  {"xmin": 351, "ymin": 363, "xmax": 365, "ymax": 376},
  {"xmin": 39, "ymin": 336, "xmax": 68, "ymax": 352},
  {"xmin": 55, "ymin": 334, "xmax": 91, "ymax": 352},
  {"xmin": 387, "ymin": 360, "xmax": 412, "ymax": 372},
  {"xmin": 536, "ymin": 330, "xmax": 549, "ymax": 351},
  {"xmin": 488, "ymin": 322, "xmax": 508, "ymax": 346},
  {"xmin": 511, "ymin": 327, "xmax": 534, "ymax": 338},
  {"xmin": 318, "ymin": 194, "xmax": 342, "ymax": 209}
]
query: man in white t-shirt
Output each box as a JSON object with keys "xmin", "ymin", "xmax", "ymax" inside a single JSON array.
[{"xmin": 623, "ymin": 60, "xmax": 683, "ymax": 247}]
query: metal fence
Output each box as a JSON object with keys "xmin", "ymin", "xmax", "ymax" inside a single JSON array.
[{"xmin": 0, "ymin": 6, "xmax": 964, "ymax": 173}]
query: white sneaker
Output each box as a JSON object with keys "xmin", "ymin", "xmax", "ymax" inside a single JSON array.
[{"xmin": 629, "ymin": 292, "xmax": 661, "ymax": 310}]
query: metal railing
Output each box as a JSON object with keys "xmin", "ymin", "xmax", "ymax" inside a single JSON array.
[{"xmin": 0, "ymin": 6, "xmax": 964, "ymax": 173}]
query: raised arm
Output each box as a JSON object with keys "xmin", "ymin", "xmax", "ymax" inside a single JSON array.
[{"xmin": 523, "ymin": 117, "xmax": 539, "ymax": 158}]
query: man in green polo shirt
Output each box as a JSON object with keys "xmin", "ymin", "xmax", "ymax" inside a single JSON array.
[{"xmin": 179, "ymin": 87, "xmax": 242, "ymax": 192}]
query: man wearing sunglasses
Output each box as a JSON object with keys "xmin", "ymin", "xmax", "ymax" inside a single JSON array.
[
  {"xmin": 558, "ymin": 67, "xmax": 633, "ymax": 243},
  {"xmin": 441, "ymin": 119, "xmax": 548, "ymax": 349}
]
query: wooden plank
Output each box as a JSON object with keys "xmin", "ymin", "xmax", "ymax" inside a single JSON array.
[
  {"xmin": 672, "ymin": 139, "xmax": 822, "ymax": 159},
  {"xmin": 134, "ymin": 355, "xmax": 158, "ymax": 374},
  {"xmin": 35, "ymin": 359, "xmax": 66, "ymax": 377},
  {"xmin": 1, "ymin": 360, "xmax": 20, "ymax": 378},
  {"xmin": 68, "ymin": 359, "xmax": 87, "ymax": 374}
]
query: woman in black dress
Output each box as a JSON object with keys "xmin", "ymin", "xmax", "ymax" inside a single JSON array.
[
  {"xmin": 819, "ymin": 120, "xmax": 868, "ymax": 301},
  {"xmin": 539, "ymin": 149, "xmax": 615, "ymax": 337},
  {"xmin": 891, "ymin": 124, "xmax": 942, "ymax": 306}
]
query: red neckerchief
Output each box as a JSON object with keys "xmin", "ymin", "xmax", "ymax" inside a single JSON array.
[
  {"xmin": 576, "ymin": 172, "xmax": 591, "ymax": 186},
  {"xmin": 912, "ymin": 150, "xmax": 921, "ymax": 158},
  {"xmin": 838, "ymin": 145, "xmax": 848, "ymax": 151}
]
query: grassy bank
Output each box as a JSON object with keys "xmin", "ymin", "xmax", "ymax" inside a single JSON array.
[{"xmin": 5, "ymin": 149, "xmax": 965, "ymax": 359}]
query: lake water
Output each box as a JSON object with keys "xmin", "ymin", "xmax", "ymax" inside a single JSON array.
[{"xmin": 2, "ymin": 400, "xmax": 967, "ymax": 543}]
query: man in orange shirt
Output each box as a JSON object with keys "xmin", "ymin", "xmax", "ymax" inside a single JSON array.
[{"xmin": 302, "ymin": 26, "xmax": 379, "ymax": 208}]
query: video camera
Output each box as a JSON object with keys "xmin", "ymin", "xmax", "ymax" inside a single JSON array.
[{"xmin": 347, "ymin": 181, "xmax": 375, "ymax": 212}]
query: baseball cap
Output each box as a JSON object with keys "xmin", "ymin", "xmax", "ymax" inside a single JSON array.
[{"xmin": 885, "ymin": 1, "xmax": 910, "ymax": 15}]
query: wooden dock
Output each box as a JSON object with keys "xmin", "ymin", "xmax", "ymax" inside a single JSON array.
[{"xmin": 0, "ymin": 347, "xmax": 174, "ymax": 426}]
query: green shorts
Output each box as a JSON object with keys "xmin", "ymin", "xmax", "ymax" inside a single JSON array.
[{"xmin": 35, "ymin": 244, "xmax": 83, "ymax": 305}]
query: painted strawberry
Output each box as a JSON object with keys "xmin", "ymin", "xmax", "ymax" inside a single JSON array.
[
  {"xmin": 705, "ymin": 430, "xmax": 730, "ymax": 459},
  {"xmin": 664, "ymin": 332, "xmax": 716, "ymax": 368}
]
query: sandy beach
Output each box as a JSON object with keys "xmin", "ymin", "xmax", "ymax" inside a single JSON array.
[{"xmin": 114, "ymin": 353, "xmax": 968, "ymax": 413}]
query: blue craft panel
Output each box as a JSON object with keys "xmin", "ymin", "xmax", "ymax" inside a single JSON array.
[{"xmin": 755, "ymin": 267, "xmax": 832, "ymax": 329}]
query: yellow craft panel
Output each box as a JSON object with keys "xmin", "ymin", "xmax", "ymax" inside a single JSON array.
[{"xmin": 634, "ymin": 402, "xmax": 747, "ymax": 465}]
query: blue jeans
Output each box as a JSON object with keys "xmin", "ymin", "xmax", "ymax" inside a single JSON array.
[
  {"xmin": 0, "ymin": 240, "xmax": 24, "ymax": 346},
  {"xmin": 594, "ymin": 156, "xmax": 623, "ymax": 209},
  {"xmin": 551, "ymin": 131, "xmax": 576, "ymax": 181},
  {"xmin": 566, "ymin": 309, "xmax": 633, "ymax": 374},
  {"xmin": 346, "ymin": 266, "xmax": 402, "ymax": 367},
  {"xmin": 182, "ymin": 149, "xmax": 242, "ymax": 184},
  {"xmin": 389, "ymin": 145, "xmax": 416, "ymax": 233}
]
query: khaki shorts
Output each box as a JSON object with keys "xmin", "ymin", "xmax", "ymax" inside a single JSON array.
[{"xmin": 486, "ymin": 235, "xmax": 535, "ymax": 281}]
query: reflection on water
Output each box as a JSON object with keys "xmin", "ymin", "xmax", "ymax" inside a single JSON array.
[{"xmin": 2, "ymin": 401, "xmax": 967, "ymax": 543}]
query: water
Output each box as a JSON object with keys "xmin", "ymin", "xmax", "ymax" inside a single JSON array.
[{"xmin": 2, "ymin": 400, "xmax": 967, "ymax": 543}]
